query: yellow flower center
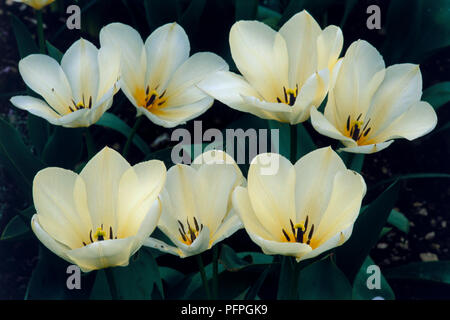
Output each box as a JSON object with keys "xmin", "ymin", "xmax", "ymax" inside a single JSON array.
[
  {"xmin": 82, "ymin": 224, "xmax": 116, "ymax": 246},
  {"xmin": 346, "ymin": 114, "xmax": 372, "ymax": 144},
  {"xmin": 69, "ymin": 94, "xmax": 92, "ymax": 113},
  {"xmin": 177, "ymin": 217, "xmax": 203, "ymax": 246},
  {"xmin": 135, "ymin": 86, "xmax": 167, "ymax": 111},
  {"xmin": 281, "ymin": 216, "xmax": 315, "ymax": 247},
  {"xmin": 277, "ymin": 85, "xmax": 299, "ymax": 106}
]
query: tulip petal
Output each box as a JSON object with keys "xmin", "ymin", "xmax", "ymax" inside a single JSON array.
[
  {"xmin": 33, "ymin": 168, "xmax": 92, "ymax": 249},
  {"xmin": 144, "ymin": 236, "xmax": 180, "ymax": 256},
  {"xmin": 100, "ymin": 23, "xmax": 146, "ymax": 102},
  {"xmin": 310, "ymin": 108, "xmax": 355, "ymax": 144},
  {"xmin": 142, "ymin": 96, "xmax": 213, "ymax": 128},
  {"xmin": 247, "ymin": 231, "xmax": 312, "ymax": 258},
  {"xmin": 333, "ymin": 40, "xmax": 385, "ymax": 124},
  {"xmin": 166, "ymin": 52, "xmax": 228, "ymax": 105},
  {"xmin": 339, "ymin": 140, "xmax": 394, "ymax": 154},
  {"xmin": 18, "ymin": 54, "xmax": 72, "ymax": 115},
  {"xmin": 279, "ymin": 10, "xmax": 321, "ymax": 87},
  {"xmin": 313, "ymin": 170, "xmax": 366, "ymax": 246},
  {"xmin": 230, "ymin": 20, "xmax": 289, "ymax": 101},
  {"xmin": 317, "ymin": 25, "xmax": 343, "ymax": 71},
  {"xmin": 210, "ymin": 210, "xmax": 243, "ymax": 247},
  {"xmin": 129, "ymin": 199, "xmax": 162, "ymax": 255},
  {"xmin": 97, "ymin": 43, "xmax": 121, "ymax": 100},
  {"xmin": 293, "ymin": 147, "xmax": 347, "ymax": 230},
  {"xmin": 10, "ymin": 96, "xmax": 61, "ymax": 125},
  {"xmin": 371, "ymin": 101, "xmax": 437, "ymax": 142},
  {"xmin": 367, "ymin": 64, "xmax": 423, "ymax": 135},
  {"xmin": 79, "ymin": 147, "xmax": 131, "ymax": 232},
  {"xmin": 31, "ymin": 215, "xmax": 71, "ymax": 262},
  {"xmin": 61, "ymin": 39, "xmax": 99, "ymax": 105},
  {"xmin": 198, "ymin": 71, "xmax": 272, "ymax": 120},
  {"xmin": 145, "ymin": 23, "xmax": 190, "ymax": 91},
  {"xmin": 247, "ymin": 154, "xmax": 296, "ymax": 238},
  {"xmin": 66, "ymin": 237, "xmax": 135, "ymax": 272},
  {"xmin": 117, "ymin": 160, "xmax": 166, "ymax": 238}
]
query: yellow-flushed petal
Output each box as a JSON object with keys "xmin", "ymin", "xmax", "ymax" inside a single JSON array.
[
  {"xmin": 128, "ymin": 199, "xmax": 162, "ymax": 254},
  {"xmin": 10, "ymin": 96, "xmax": 61, "ymax": 125},
  {"xmin": 247, "ymin": 153, "xmax": 296, "ymax": 238},
  {"xmin": 279, "ymin": 10, "xmax": 322, "ymax": 87},
  {"xmin": 100, "ymin": 23, "xmax": 146, "ymax": 100},
  {"xmin": 144, "ymin": 236, "xmax": 181, "ymax": 256},
  {"xmin": 193, "ymin": 163, "xmax": 239, "ymax": 236},
  {"xmin": 163, "ymin": 164, "xmax": 199, "ymax": 222},
  {"xmin": 293, "ymin": 147, "xmax": 347, "ymax": 229},
  {"xmin": 334, "ymin": 40, "xmax": 385, "ymax": 123},
  {"xmin": 31, "ymin": 215, "xmax": 71, "ymax": 262},
  {"xmin": 144, "ymin": 23, "xmax": 190, "ymax": 91},
  {"xmin": 192, "ymin": 149, "xmax": 244, "ymax": 187},
  {"xmin": 230, "ymin": 20, "xmax": 289, "ymax": 102},
  {"xmin": 142, "ymin": 96, "xmax": 213, "ymax": 128},
  {"xmin": 370, "ymin": 101, "xmax": 437, "ymax": 142},
  {"xmin": 66, "ymin": 237, "xmax": 135, "ymax": 272},
  {"xmin": 339, "ymin": 141, "xmax": 394, "ymax": 154},
  {"xmin": 97, "ymin": 44, "xmax": 121, "ymax": 100},
  {"xmin": 232, "ymin": 186, "xmax": 275, "ymax": 241},
  {"xmin": 241, "ymin": 95, "xmax": 292, "ymax": 122},
  {"xmin": 367, "ymin": 64, "xmax": 423, "ymax": 135},
  {"xmin": 198, "ymin": 71, "xmax": 273, "ymax": 118},
  {"xmin": 313, "ymin": 170, "xmax": 366, "ymax": 245},
  {"xmin": 299, "ymin": 225, "xmax": 352, "ymax": 262},
  {"xmin": 210, "ymin": 210, "xmax": 243, "ymax": 247},
  {"xmin": 61, "ymin": 38, "xmax": 99, "ymax": 105},
  {"xmin": 18, "ymin": 54, "xmax": 72, "ymax": 115},
  {"xmin": 79, "ymin": 147, "xmax": 131, "ymax": 232},
  {"xmin": 33, "ymin": 167, "xmax": 91, "ymax": 249},
  {"xmin": 166, "ymin": 52, "xmax": 228, "ymax": 105},
  {"xmin": 247, "ymin": 230, "xmax": 312, "ymax": 259},
  {"xmin": 291, "ymin": 69, "xmax": 330, "ymax": 124},
  {"xmin": 13, "ymin": 0, "xmax": 55, "ymax": 10},
  {"xmin": 310, "ymin": 108, "xmax": 355, "ymax": 144},
  {"xmin": 116, "ymin": 160, "xmax": 166, "ymax": 238},
  {"xmin": 174, "ymin": 226, "xmax": 210, "ymax": 258},
  {"xmin": 317, "ymin": 25, "xmax": 343, "ymax": 71}
]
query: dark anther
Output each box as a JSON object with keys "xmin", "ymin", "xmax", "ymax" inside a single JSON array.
[
  {"xmin": 89, "ymin": 230, "xmax": 93, "ymax": 243},
  {"xmin": 289, "ymin": 219, "xmax": 296, "ymax": 236},
  {"xmin": 109, "ymin": 226, "xmax": 113, "ymax": 240},
  {"xmin": 69, "ymin": 106, "xmax": 75, "ymax": 113},
  {"xmin": 159, "ymin": 90, "xmax": 167, "ymax": 98},
  {"xmin": 362, "ymin": 118, "xmax": 371, "ymax": 131},
  {"xmin": 356, "ymin": 113, "xmax": 362, "ymax": 121},
  {"xmin": 82, "ymin": 241, "xmax": 87, "ymax": 246},
  {"xmin": 146, "ymin": 93, "xmax": 157, "ymax": 107},
  {"xmin": 282, "ymin": 228, "xmax": 291, "ymax": 242},
  {"xmin": 296, "ymin": 227, "xmax": 303, "ymax": 243},
  {"xmin": 351, "ymin": 125, "xmax": 360, "ymax": 141},
  {"xmin": 97, "ymin": 234, "xmax": 104, "ymax": 241},
  {"xmin": 178, "ymin": 220, "xmax": 186, "ymax": 234},
  {"xmin": 194, "ymin": 217, "xmax": 200, "ymax": 232},
  {"xmin": 304, "ymin": 215, "xmax": 309, "ymax": 232},
  {"xmin": 146, "ymin": 86, "xmax": 150, "ymax": 95},
  {"xmin": 346, "ymin": 116, "xmax": 350, "ymax": 131},
  {"xmin": 363, "ymin": 127, "xmax": 371, "ymax": 137},
  {"xmin": 158, "ymin": 100, "xmax": 165, "ymax": 106},
  {"xmin": 277, "ymin": 97, "xmax": 282, "ymax": 103},
  {"xmin": 189, "ymin": 228, "xmax": 197, "ymax": 242},
  {"xmin": 178, "ymin": 228, "xmax": 187, "ymax": 242},
  {"xmin": 82, "ymin": 94, "xmax": 85, "ymax": 107},
  {"xmin": 88, "ymin": 96, "xmax": 92, "ymax": 109},
  {"xmin": 283, "ymin": 87, "xmax": 287, "ymax": 103},
  {"xmin": 307, "ymin": 225, "xmax": 315, "ymax": 245}
]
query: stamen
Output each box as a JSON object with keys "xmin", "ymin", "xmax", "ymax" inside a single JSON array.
[
  {"xmin": 346, "ymin": 116, "xmax": 350, "ymax": 131},
  {"xmin": 194, "ymin": 217, "xmax": 200, "ymax": 232},
  {"xmin": 307, "ymin": 225, "xmax": 315, "ymax": 245},
  {"xmin": 277, "ymin": 97, "xmax": 282, "ymax": 103},
  {"xmin": 89, "ymin": 230, "xmax": 93, "ymax": 243},
  {"xmin": 282, "ymin": 228, "xmax": 291, "ymax": 242},
  {"xmin": 109, "ymin": 226, "xmax": 113, "ymax": 240},
  {"xmin": 178, "ymin": 220, "xmax": 186, "ymax": 234},
  {"xmin": 178, "ymin": 228, "xmax": 187, "ymax": 242}
]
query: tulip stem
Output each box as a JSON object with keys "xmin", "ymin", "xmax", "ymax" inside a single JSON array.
[
  {"xmin": 84, "ymin": 128, "xmax": 96, "ymax": 159},
  {"xmin": 290, "ymin": 124, "xmax": 298, "ymax": 163},
  {"xmin": 212, "ymin": 245, "xmax": 219, "ymax": 299},
  {"xmin": 104, "ymin": 268, "xmax": 119, "ymax": 300},
  {"xmin": 123, "ymin": 115, "xmax": 144, "ymax": 158},
  {"xmin": 35, "ymin": 10, "xmax": 46, "ymax": 53},
  {"xmin": 196, "ymin": 254, "xmax": 212, "ymax": 300}
]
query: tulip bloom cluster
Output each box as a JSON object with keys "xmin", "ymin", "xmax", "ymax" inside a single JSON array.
[{"xmin": 9, "ymin": 8, "xmax": 438, "ymax": 296}]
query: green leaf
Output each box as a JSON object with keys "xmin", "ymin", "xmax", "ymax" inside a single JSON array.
[
  {"xmin": 179, "ymin": 0, "xmax": 207, "ymax": 33},
  {"xmin": 257, "ymin": 5, "xmax": 282, "ymax": 29},
  {"xmin": 46, "ymin": 41, "xmax": 64, "ymax": 63},
  {"xmin": 422, "ymin": 82, "xmax": 450, "ymax": 111},
  {"xmin": 350, "ymin": 154, "xmax": 365, "ymax": 173},
  {"xmin": 336, "ymin": 181, "xmax": 400, "ymax": 282},
  {"xmin": 235, "ymin": 0, "xmax": 259, "ymax": 20},
  {"xmin": 1, "ymin": 215, "xmax": 30, "ymax": 241},
  {"xmin": 277, "ymin": 256, "xmax": 296, "ymax": 300},
  {"xmin": 379, "ymin": 227, "xmax": 392, "ymax": 239},
  {"xmin": 96, "ymin": 113, "xmax": 150, "ymax": 155},
  {"xmin": 27, "ymin": 115, "xmax": 49, "ymax": 158},
  {"xmin": 90, "ymin": 249, "xmax": 163, "ymax": 300},
  {"xmin": 26, "ymin": 246, "xmax": 96, "ymax": 299},
  {"xmin": 245, "ymin": 264, "xmax": 272, "ymax": 300},
  {"xmin": 0, "ymin": 117, "xmax": 45, "ymax": 199},
  {"xmin": 298, "ymin": 256, "xmax": 352, "ymax": 300},
  {"xmin": 387, "ymin": 209, "xmax": 410, "ymax": 234},
  {"xmin": 296, "ymin": 123, "xmax": 316, "ymax": 158},
  {"xmin": 370, "ymin": 173, "xmax": 450, "ymax": 190},
  {"xmin": 384, "ymin": 261, "xmax": 450, "ymax": 285},
  {"xmin": 10, "ymin": 14, "xmax": 39, "ymax": 57},
  {"xmin": 219, "ymin": 244, "xmax": 273, "ymax": 272},
  {"xmin": 352, "ymin": 256, "xmax": 395, "ymax": 300},
  {"xmin": 42, "ymin": 127, "xmax": 84, "ymax": 169}
]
